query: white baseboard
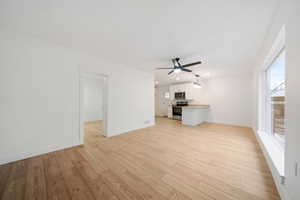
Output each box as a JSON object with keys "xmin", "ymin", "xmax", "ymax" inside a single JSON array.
[{"xmin": 0, "ymin": 142, "xmax": 81, "ymax": 165}]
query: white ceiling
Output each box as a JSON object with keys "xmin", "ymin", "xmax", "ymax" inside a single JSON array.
[{"xmin": 0, "ymin": 0, "xmax": 279, "ymax": 85}]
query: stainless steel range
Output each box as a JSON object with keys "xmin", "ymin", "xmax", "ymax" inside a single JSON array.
[{"xmin": 172, "ymin": 101, "xmax": 188, "ymax": 120}]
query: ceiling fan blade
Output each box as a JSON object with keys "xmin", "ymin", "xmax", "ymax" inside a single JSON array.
[
  {"xmin": 182, "ymin": 61, "xmax": 202, "ymax": 68},
  {"xmin": 181, "ymin": 68, "xmax": 192, "ymax": 72},
  {"xmin": 156, "ymin": 67, "xmax": 174, "ymax": 69},
  {"xmin": 168, "ymin": 70, "xmax": 174, "ymax": 75},
  {"xmin": 194, "ymin": 74, "xmax": 200, "ymax": 77}
]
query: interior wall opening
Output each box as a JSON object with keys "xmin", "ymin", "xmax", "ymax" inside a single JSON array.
[{"xmin": 80, "ymin": 72, "xmax": 108, "ymax": 144}]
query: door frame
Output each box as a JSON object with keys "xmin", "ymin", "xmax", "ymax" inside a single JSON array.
[{"xmin": 79, "ymin": 72, "xmax": 108, "ymax": 144}]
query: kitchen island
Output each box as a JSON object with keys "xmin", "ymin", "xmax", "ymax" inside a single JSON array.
[{"xmin": 182, "ymin": 105, "xmax": 210, "ymax": 126}]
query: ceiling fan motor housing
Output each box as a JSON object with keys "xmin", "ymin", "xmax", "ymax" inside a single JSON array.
[{"xmin": 156, "ymin": 57, "xmax": 202, "ymax": 75}]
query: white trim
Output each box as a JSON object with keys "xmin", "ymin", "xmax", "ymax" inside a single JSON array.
[
  {"xmin": 258, "ymin": 25, "xmax": 286, "ymax": 150},
  {"xmin": 257, "ymin": 130, "xmax": 284, "ymax": 175},
  {"xmin": 262, "ymin": 31, "xmax": 286, "ymax": 148},
  {"xmin": 253, "ymin": 129, "xmax": 288, "ymax": 200},
  {"xmin": 262, "ymin": 26, "xmax": 285, "ymax": 71},
  {"xmin": 79, "ymin": 71, "xmax": 108, "ymax": 144},
  {"xmin": 255, "ymin": 25, "xmax": 288, "ymax": 200}
]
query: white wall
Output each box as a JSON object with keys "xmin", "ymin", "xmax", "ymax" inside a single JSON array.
[
  {"xmin": 155, "ymin": 88, "xmax": 159, "ymax": 116},
  {"xmin": 189, "ymin": 73, "xmax": 254, "ymax": 127},
  {"xmin": 0, "ymin": 29, "xmax": 154, "ymax": 165},
  {"xmin": 83, "ymin": 77, "xmax": 104, "ymax": 122},
  {"xmin": 285, "ymin": 1, "xmax": 300, "ymax": 199},
  {"xmin": 253, "ymin": 1, "xmax": 300, "ymax": 199}
]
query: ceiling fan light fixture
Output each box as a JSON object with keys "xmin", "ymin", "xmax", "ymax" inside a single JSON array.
[{"xmin": 174, "ymin": 68, "xmax": 181, "ymax": 73}]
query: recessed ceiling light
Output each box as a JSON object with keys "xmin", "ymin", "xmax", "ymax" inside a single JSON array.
[
  {"xmin": 175, "ymin": 77, "xmax": 180, "ymax": 81},
  {"xmin": 174, "ymin": 68, "xmax": 181, "ymax": 73},
  {"xmin": 155, "ymin": 81, "xmax": 159, "ymax": 85}
]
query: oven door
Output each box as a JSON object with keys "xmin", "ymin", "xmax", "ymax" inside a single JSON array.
[
  {"xmin": 172, "ymin": 106, "xmax": 182, "ymax": 116},
  {"xmin": 172, "ymin": 106, "xmax": 182, "ymax": 120}
]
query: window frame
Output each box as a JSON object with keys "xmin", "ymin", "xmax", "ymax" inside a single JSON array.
[
  {"xmin": 264, "ymin": 47, "xmax": 286, "ymax": 148},
  {"xmin": 257, "ymin": 26, "xmax": 285, "ymax": 178}
]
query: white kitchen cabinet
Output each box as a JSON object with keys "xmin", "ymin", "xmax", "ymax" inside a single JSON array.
[
  {"xmin": 173, "ymin": 84, "xmax": 183, "ymax": 93},
  {"xmin": 177, "ymin": 84, "xmax": 185, "ymax": 92},
  {"xmin": 182, "ymin": 105, "xmax": 209, "ymax": 126},
  {"xmin": 174, "ymin": 84, "xmax": 180, "ymax": 92},
  {"xmin": 178, "ymin": 84, "xmax": 186, "ymax": 92}
]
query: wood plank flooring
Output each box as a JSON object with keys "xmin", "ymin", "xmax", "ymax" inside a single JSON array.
[{"xmin": 0, "ymin": 118, "xmax": 280, "ymax": 200}]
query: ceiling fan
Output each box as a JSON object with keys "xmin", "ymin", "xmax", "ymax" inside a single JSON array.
[{"xmin": 156, "ymin": 57, "xmax": 202, "ymax": 75}]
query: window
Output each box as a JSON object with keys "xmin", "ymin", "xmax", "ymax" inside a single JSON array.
[
  {"xmin": 258, "ymin": 26, "xmax": 285, "ymax": 177},
  {"xmin": 266, "ymin": 49, "xmax": 285, "ymax": 146}
]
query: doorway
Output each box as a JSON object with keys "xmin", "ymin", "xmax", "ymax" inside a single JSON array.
[
  {"xmin": 79, "ymin": 72, "xmax": 108, "ymax": 144},
  {"xmin": 155, "ymin": 86, "xmax": 169, "ymax": 117}
]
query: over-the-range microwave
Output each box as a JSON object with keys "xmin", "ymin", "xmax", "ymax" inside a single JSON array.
[{"xmin": 174, "ymin": 92, "xmax": 185, "ymax": 100}]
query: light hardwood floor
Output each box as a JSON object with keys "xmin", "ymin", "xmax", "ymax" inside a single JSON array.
[{"xmin": 0, "ymin": 118, "xmax": 280, "ymax": 200}]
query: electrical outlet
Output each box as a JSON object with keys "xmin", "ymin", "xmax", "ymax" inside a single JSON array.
[{"xmin": 295, "ymin": 162, "xmax": 298, "ymax": 176}]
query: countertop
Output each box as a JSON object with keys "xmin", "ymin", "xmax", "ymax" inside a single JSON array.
[{"xmin": 182, "ymin": 104, "xmax": 210, "ymax": 109}]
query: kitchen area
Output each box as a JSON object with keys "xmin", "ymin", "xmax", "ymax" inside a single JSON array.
[{"xmin": 155, "ymin": 82, "xmax": 210, "ymax": 126}]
